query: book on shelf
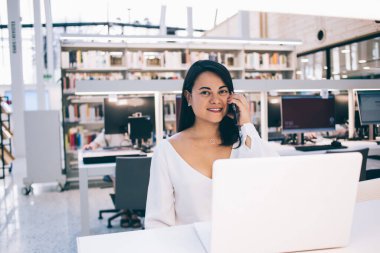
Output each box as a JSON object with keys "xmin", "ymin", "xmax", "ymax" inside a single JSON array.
[
  {"xmin": 62, "ymin": 72, "xmax": 124, "ymax": 92},
  {"xmin": 245, "ymin": 72, "xmax": 284, "ymax": 80},
  {"xmin": 246, "ymin": 52, "xmax": 288, "ymax": 69},
  {"xmin": 126, "ymin": 71, "xmax": 182, "ymax": 80},
  {"xmin": 61, "ymin": 50, "xmax": 124, "ymax": 69},
  {"xmin": 1, "ymin": 123, "xmax": 13, "ymax": 139},
  {"xmin": 65, "ymin": 104, "xmax": 103, "ymax": 123},
  {"xmin": 0, "ymin": 147, "xmax": 14, "ymax": 165},
  {"xmin": 1, "ymin": 101, "xmax": 12, "ymax": 114},
  {"xmin": 65, "ymin": 127, "xmax": 98, "ymax": 150}
]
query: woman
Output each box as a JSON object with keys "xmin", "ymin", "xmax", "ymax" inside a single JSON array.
[{"xmin": 145, "ymin": 60, "xmax": 278, "ymax": 229}]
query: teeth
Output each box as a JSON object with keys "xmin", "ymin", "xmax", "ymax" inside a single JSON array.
[{"xmin": 208, "ymin": 108, "xmax": 222, "ymax": 111}]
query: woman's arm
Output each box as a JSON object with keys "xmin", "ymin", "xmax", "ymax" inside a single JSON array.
[
  {"xmin": 239, "ymin": 123, "xmax": 279, "ymax": 157},
  {"xmin": 145, "ymin": 143, "xmax": 176, "ymax": 229}
]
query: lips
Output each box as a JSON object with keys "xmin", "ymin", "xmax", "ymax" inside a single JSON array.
[{"xmin": 207, "ymin": 108, "xmax": 223, "ymax": 112}]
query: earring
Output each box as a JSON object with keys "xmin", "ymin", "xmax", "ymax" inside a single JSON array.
[{"xmin": 188, "ymin": 103, "xmax": 191, "ymax": 107}]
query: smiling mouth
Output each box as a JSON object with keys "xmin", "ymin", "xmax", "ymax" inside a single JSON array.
[{"xmin": 207, "ymin": 108, "xmax": 223, "ymax": 112}]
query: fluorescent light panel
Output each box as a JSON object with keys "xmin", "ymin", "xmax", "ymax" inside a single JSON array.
[{"xmin": 60, "ymin": 34, "xmax": 302, "ymax": 46}]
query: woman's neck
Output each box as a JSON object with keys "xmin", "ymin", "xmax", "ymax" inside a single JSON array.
[{"xmin": 188, "ymin": 119, "xmax": 220, "ymax": 140}]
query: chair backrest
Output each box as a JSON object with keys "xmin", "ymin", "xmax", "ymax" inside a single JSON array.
[
  {"xmin": 114, "ymin": 156, "xmax": 152, "ymax": 210},
  {"xmin": 326, "ymin": 148, "xmax": 369, "ymax": 181}
]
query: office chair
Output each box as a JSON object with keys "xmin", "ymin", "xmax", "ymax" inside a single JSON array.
[
  {"xmin": 326, "ymin": 148, "xmax": 369, "ymax": 181},
  {"xmin": 98, "ymin": 156, "xmax": 152, "ymax": 228}
]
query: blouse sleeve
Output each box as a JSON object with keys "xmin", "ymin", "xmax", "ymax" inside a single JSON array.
[
  {"xmin": 236, "ymin": 123, "xmax": 279, "ymax": 158},
  {"xmin": 145, "ymin": 142, "xmax": 176, "ymax": 229}
]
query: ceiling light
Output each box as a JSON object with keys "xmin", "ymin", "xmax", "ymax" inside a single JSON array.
[
  {"xmin": 358, "ymin": 60, "xmax": 367, "ymax": 64},
  {"xmin": 341, "ymin": 49, "xmax": 350, "ymax": 54},
  {"xmin": 60, "ymin": 34, "xmax": 302, "ymax": 46},
  {"xmin": 363, "ymin": 66, "xmax": 370, "ymax": 70},
  {"xmin": 300, "ymin": 58, "xmax": 309, "ymax": 63},
  {"xmin": 342, "ymin": 75, "xmax": 348, "ymax": 78}
]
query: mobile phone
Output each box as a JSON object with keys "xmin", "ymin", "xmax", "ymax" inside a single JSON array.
[{"xmin": 228, "ymin": 103, "xmax": 239, "ymax": 126}]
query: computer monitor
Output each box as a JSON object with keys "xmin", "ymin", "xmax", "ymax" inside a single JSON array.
[
  {"xmin": 104, "ymin": 96, "xmax": 155, "ymax": 134},
  {"xmin": 281, "ymin": 95, "xmax": 336, "ymax": 133},
  {"xmin": 357, "ymin": 90, "xmax": 380, "ymax": 125},
  {"xmin": 267, "ymin": 96, "xmax": 281, "ymax": 128},
  {"xmin": 334, "ymin": 94, "xmax": 349, "ymax": 125},
  {"xmin": 128, "ymin": 116, "xmax": 153, "ymax": 141}
]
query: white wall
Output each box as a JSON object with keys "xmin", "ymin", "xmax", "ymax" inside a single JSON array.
[
  {"xmin": 266, "ymin": 12, "xmax": 380, "ymax": 53},
  {"xmin": 205, "ymin": 11, "xmax": 380, "ymax": 54}
]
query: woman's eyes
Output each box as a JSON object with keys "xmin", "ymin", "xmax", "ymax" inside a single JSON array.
[
  {"xmin": 200, "ymin": 91, "xmax": 211, "ymax": 96},
  {"xmin": 199, "ymin": 90, "xmax": 229, "ymax": 96}
]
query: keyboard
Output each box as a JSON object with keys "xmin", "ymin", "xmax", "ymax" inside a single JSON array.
[
  {"xmin": 295, "ymin": 145, "xmax": 348, "ymax": 152},
  {"xmin": 82, "ymin": 149, "xmax": 146, "ymax": 164}
]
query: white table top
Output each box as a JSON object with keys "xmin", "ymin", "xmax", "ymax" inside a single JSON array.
[
  {"xmin": 268, "ymin": 139, "xmax": 380, "ymax": 156},
  {"xmin": 77, "ymin": 200, "xmax": 380, "ymax": 253}
]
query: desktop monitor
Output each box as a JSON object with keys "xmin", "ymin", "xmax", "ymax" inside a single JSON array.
[
  {"xmin": 281, "ymin": 95, "xmax": 336, "ymax": 133},
  {"xmin": 267, "ymin": 96, "xmax": 281, "ymax": 128},
  {"xmin": 334, "ymin": 94, "xmax": 349, "ymax": 125},
  {"xmin": 128, "ymin": 116, "xmax": 153, "ymax": 141},
  {"xmin": 104, "ymin": 96, "xmax": 155, "ymax": 134},
  {"xmin": 357, "ymin": 90, "xmax": 380, "ymax": 125}
]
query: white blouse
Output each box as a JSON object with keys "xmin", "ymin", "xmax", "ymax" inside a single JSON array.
[{"xmin": 145, "ymin": 123, "xmax": 278, "ymax": 229}]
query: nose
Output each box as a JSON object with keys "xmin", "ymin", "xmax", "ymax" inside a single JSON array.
[{"xmin": 209, "ymin": 93, "xmax": 222, "ymax": 104}]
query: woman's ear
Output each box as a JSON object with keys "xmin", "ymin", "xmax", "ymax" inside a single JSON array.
[{"xmin": 184, "ymin": 90, "xmax": 192, "ymax": 105}]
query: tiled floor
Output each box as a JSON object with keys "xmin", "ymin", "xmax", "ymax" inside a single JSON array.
[{"xmin": 0, "ymin": 159, "xmax": 139, "ymax": 253}]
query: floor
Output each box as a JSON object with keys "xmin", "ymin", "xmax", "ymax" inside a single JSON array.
[{"xmin": 0, "ymin": 159, "xmax": 139, "ymax": 253}]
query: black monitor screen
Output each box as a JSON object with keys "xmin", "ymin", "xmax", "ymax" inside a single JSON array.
[
  {"xmin": 281, "ymin": 95, "xmax": 336, "ymax": 133},
  {"xmin": 129, "ymin": 116, "xmax": 153, "ymax": 140},
  {"xmin": 334, "ymin": 94, "xmax": 349, "ymax": 125},
  {"xmin": 268, "ymin": 96, "xmax": 281, "ymax": 128},
  {"xmin": 104, "ymin": 96, "xmax": 155, "ymax": 134},
  {"xmin": 357, "ymin": 90, "xmax": 380, "ymax": 125}
]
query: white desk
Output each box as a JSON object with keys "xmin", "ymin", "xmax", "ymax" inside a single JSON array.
[
  {"xmin": 268, "ymin": 140, "xmax": 380, "ymax": 156},
  {"xmin": 77, "ymin": 200, "xmax": 380, "ymax": 253},
  {"xmin": 78, "ymin": 149, "xmax": 147, "ymax": 235}
]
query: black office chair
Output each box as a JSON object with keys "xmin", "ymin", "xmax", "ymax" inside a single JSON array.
[
  {"xmin": 326, "ymin": 148, "xmax": 369, "ymax": 181},
  {"xmin": 98, "ymin": 156, "xmax": 152, "ymax": 228}
]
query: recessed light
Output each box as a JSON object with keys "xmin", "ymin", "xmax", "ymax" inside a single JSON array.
[
  {"xmin": 301, "ymin": 58, "xmax": 309, "ymax": 63},
  {"xmin": 358, "ymin": 60, "xmax": 367, "ymax": 64},
  {"xmin": 363, "ymin": 66, "xmax": 370, "ymax": 70},
  {"xmin": 341, "ymin": 49, "xmax": 350, "ymax": 54}
]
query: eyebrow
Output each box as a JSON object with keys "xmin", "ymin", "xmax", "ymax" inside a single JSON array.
[{"xmin": 198, "ymin": 85, "xmax": 228, "ymax": 90}]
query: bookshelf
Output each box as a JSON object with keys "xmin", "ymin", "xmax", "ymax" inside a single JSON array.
[
  {"xmin": 60, "ymin": 39, "xmax": 296, "ymax": 179},
  {"xmin": 0, "ymin": 96, "xmax": 14, "ymax": 179}
]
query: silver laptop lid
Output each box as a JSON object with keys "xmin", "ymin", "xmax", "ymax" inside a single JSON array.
[{"xmin": 211, "ymin": 153, "xmax": 361, "ymax": 253}]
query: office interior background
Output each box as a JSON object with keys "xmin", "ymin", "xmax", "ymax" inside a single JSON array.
[{"xmin": 1, "ymin": 0, "xmax": 380, "ymax": 252}]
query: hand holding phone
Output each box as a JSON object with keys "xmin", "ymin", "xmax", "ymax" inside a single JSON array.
[{"xmin": 229, "ymin": 103, "xmax": 239, "ymax": 126}]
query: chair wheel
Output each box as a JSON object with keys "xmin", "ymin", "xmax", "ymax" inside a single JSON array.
[
  {"xmin": 98, "ymin": 214, "xmax": 103, "ymax": 220},
  {"xmin": 107, "ymin": 224, "xmax": 112, "ymax": 228}
]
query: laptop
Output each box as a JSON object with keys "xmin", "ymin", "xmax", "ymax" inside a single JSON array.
[{"xmin": 194, "ymin": 153, "xmax": 361, "ymax": 253}]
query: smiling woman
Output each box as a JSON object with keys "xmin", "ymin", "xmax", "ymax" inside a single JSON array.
[{"xmin": 145, "ymin": 60, "xmax": 279, "ymax": 229}]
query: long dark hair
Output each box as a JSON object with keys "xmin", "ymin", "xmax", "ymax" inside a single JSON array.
[{"xmin": 178, "ymin": 60, "xmax": 241, "ymax": 147}]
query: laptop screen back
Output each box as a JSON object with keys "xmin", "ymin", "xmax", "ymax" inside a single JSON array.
[{"xmin": 211, "ymin": 153, "xmax": 361, "ymax": 253}]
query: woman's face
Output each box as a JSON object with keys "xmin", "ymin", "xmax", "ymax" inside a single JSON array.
[{"xmin": 186, "ymin": 71, "xmax": 230, "ymax": 124}]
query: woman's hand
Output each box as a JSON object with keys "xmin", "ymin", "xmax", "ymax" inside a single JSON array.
[{"xmin": 227, "ymin": 93, "xmax": 251, "ymax": 126}]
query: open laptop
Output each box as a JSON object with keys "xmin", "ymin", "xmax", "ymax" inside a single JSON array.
[{"xmin": 194, "ymin": 153, "xmax": 361, "ymax": 253}]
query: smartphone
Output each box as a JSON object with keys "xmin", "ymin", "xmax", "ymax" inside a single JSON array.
[{"xmin": 228, "ymin": 103, "xmax": 239, "ymax": 126}]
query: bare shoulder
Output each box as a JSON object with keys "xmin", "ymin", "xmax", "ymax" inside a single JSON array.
[{"xmin": 168, "ymin": 130, "xmax": 190, "ymax": 145}]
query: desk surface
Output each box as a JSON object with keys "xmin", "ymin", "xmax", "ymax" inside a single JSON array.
[
  {"xmin": 77, "ymin": 200, "xmax": 380, "ymax": 253},
  {"xmin": 269, "ymin": 139, "xmax": 380, "ymax": 156}
]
